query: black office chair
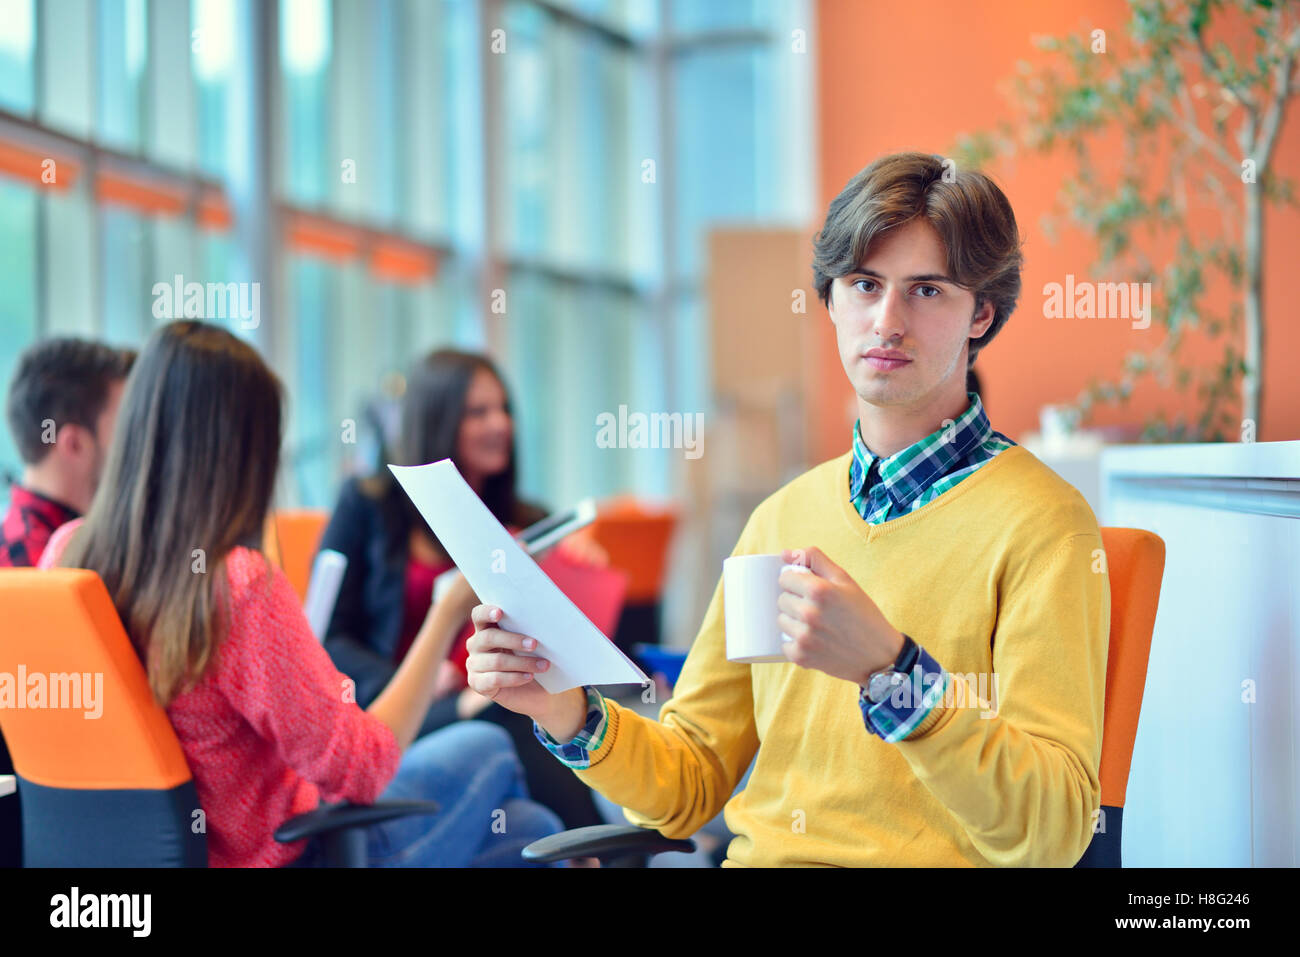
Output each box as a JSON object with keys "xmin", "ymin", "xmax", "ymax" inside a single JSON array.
[
  {"xmin": 522, "ymin": 824, "xmax": 697, "ymax": 867},
  {"xmin": 524, "ymin": 814, "xmax": 1118, "ymax": 868}
]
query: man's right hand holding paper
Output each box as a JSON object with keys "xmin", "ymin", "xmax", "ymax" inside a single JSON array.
[{"xmin": 465, "ymin": 603, "xmax": 589, "ymax": 743}]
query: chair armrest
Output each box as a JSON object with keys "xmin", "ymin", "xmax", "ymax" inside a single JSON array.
[
  {"xmin": 0, "ymin": 775, "xmax": 14, "ymax": 798},
  {"xmin": 521, "ymin": 824, "xmax": 695, "ymax": 864},
  {"xmin": 274, "ymin": 799, "xmax": 440, "ymax": 843}
]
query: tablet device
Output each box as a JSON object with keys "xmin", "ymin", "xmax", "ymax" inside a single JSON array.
[
  {"xmin": 517, "ymin": 498, "xmax": 598, "ymax": 556},
  {"xmin": 304, "ymin": 549, "xmax": 348, "ymax": 642}
]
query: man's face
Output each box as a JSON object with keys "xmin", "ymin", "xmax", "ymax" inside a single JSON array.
[
  {"xmin": 827, "ymin": 218, "xmax": 993, "ymax": 414},
  {"xmin": 88, "ymin": 379, "xmax": 126, "ymax": 492}
]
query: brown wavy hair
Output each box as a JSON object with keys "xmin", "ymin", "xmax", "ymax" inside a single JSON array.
[
  {"xmin": 60, "ymin": 321, "xmax": 283, "ymax": 706},
  {"xmin": 812, "ymin": 151, "xmax": 1023, "ymax": 368}
]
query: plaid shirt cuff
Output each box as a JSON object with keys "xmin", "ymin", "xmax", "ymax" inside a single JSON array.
[
  {"xmin": 532, "ymin": 685, "xmax": 609, "ymax": 769},
  {"xmin": 859, "ymin": 644, "xmax": 950, "ymax": 743}
]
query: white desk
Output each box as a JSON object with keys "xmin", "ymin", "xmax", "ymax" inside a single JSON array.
[{"xmin": 1101, "ymin": 439, "xmax": 1300, "ymax": 866}]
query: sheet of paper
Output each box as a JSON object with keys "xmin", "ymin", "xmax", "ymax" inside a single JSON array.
[{"xmin": 388, "ymin": 460, "xmax": 649, "ymax": 692}]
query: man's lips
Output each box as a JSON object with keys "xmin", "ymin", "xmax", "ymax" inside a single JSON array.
[{"xmin": 862, "ymin": 352, "xmax": 911, "ymax": 370}]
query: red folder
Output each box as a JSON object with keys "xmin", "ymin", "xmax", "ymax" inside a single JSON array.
[{"xmin": 446, "ymin": 550, "xmax": 629, "ymax": 675}]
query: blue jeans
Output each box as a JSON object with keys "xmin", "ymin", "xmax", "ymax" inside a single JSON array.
[{"xmin": 290, "ymin": 721, "xmax": 564, "ymax": 867}]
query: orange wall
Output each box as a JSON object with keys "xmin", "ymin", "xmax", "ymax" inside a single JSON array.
[{"xmin": 815, "ymin": 0, "xmax": 1300, "ymax": 446}]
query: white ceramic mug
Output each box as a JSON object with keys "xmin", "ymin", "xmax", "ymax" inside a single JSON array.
[{"xmin": 723, "ymin": 554, "xmax": 811, "ymax": 663}]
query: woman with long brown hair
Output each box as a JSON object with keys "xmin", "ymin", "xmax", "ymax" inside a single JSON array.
[
  {"xmin": 319, "ymin": 348, "xmax": 608, "ymax": 831},
  {"xmin": 41, "ymin": 320, "xmax": 562, "ymax": 866}
]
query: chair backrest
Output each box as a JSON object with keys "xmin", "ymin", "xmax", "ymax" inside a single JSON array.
[
  {"xmin": 579, "ymin": 498, "xmax": 679, "ymax": 603},
  {"xmin": 264, "ymin": 509, "xmax": 330, "ymax": 602},
  {"xmin": 0, "ymin": 568, "xmax": 207, "ymax": 866},
  {"xmin": 1075, "ymin": 526, "xmax": 1165, "ymax": 867}
]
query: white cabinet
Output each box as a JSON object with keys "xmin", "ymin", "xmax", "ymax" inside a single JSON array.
[{"xmin": 1101, "ymin": 440, "xmax": 1300, "ymax": 866}]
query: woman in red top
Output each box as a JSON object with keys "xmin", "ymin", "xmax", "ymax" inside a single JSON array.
[{"xmin": 46, "ymin": 320, "xmax": 562, "ymax": 866}]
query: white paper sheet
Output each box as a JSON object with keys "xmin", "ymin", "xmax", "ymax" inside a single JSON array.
[{"xmin": 388, "ymin": 460, "xmax": 649, "ymax": 692}]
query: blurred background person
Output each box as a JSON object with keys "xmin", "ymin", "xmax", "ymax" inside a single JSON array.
[
  {"xmin": 1, "ymin": 338, "xmax": 136, "ymax": 568},
  {"xmin": 0, "ymin": 336, "xmax": 135, "ymax": 867},
  {"xmin": 320, "ymin": 348, "xmax": 608, "ymax": 831}
]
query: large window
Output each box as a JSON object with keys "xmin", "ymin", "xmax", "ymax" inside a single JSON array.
[{"xmin": 0, "ymin": 0, "xmax": 812, "ymax": 515}]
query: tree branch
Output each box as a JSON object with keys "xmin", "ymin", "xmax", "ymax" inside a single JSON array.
[
  {"xmin": 1166, "ymin": 77, "xmax": 1240, "ymax": 173},
  {"xmin": 1255, "ymin": 24, "xmax": 1300, "ymax": 169}
]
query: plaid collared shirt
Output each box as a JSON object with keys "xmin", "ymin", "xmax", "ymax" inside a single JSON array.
[
  {"xmin": 0, "ymin": 484, "xmax": 80, "ymax": 568},
  {"xmin": 534, "ymin": 390, "xmax": 1018, "ymax": 762},
  {"xmin": 849, "ymin": 389, "xmax": 1016, "ymax": 524}
]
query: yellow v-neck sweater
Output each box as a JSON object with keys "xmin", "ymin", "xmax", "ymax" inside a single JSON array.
[{"xmin": 574, "ymin": 445, "xmax": 1110, "ymax": 867}]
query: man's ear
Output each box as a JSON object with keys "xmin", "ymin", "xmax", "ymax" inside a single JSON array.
[
  {"xmin": 57, "ymin": 422, "xmax": 91, "ymax": 460},
  {"xmin": 970, "ymin": 298, "xmax": 995, "ymax": 340}
]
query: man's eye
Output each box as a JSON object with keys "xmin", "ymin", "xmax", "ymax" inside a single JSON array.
[
  {"xmin": 852, "ymin": 279, "xmax": 875, "ymax": 293},
  {"xmin": 916, "ymin": 285, "xmax": 940, "ymax": 298}
]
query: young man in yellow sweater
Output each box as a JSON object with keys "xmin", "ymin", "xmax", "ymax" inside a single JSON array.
[{"xmin": 466, "ymin": 152, "xmax": 1110, "ymax": 867}]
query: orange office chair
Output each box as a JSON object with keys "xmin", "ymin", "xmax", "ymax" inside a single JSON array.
[
  {"xmin": 522, "ymin": 526, "xmax": 1166, "ymax": 867},
  {"xmin": 1074, "ymin": 526, "xmax": 1165, "ymax": 867},
  {"xmin": 577, "ymin": 498, "xmax": 679, "ymax": 604},
  {"xmin": 570, "ymin": 498, "xmax": 679, "ymax": 667},
  {"xmin": 263, "ymin": 509, "xmax": 330, "ymax": 602},
  {"xmin": 0, "ymin": 568, "xmax": 437, "ymax": 866}
]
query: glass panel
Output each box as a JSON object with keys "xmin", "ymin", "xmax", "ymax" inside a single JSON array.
[
  {"xmin": 280, "ymin": 0, "xmax": 332, "ymax": 204},
  {"xmin": 335, "ymin": 263, "xmax": 381, "ymax": 477},
  {"xmin": 0, "ymin": 181, "xmax": 38, "ymax": 492},
  {"xmin": 39, "ymin": 0, "xmax": 94, "ymax": 138},
  {"xmin": 671, "ymin": 0, "xmax": 760, "ymax": 33},
  {"xmin": 283, "ymin": 255, "xmax": 335, "ymax": 508},
  {"xmin": 397, "ymin": 0, "xmax": 446, "ymax": 238},
  {"xmin": 672, "ymin": 46, "xmax": 760, "ymax": 280},
  {"xmin": 625, "ymin": 48, "xmax": 660, "ymax": 285},
  {"xmin": 501, "ymin": 1, "xmax": 549, "ymax": 261},
  {"xmin": 193, "ymin": 0, "xmax": 236, "ymax": 177},
  {"xmin": 43, "ymin": 182, "xmax": 97, "ymax": 338},
  {"xmin": 97, "ymin": 0, "xmax": 149, "ymax": 151},
  {"xmin": 149, "ymin": 217, "xmax": 199, "ymax": 325},
  {"xmin": 148, "ymin": 0, "xmax": 196, "ymax": 168},
  {"xmin": 101, "ymin": 206, "xmax": 151, "ymax": 344},
  {"xmin": 501, "ymin": 270, "xmax": 556, "ymax": 506},
  {"xmin": 442, "ymin": 0, "xmax": 482, "ymax": 252},
  {"xmin": 333, "ymin": 0, "xmax": 396, "ymax": 221},
  {"xmin": 0, "ymin": 0, "xmax": 35, "ymax": 113}
]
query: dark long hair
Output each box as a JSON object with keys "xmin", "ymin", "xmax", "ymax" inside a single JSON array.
[
  {"xmin": 60, "ymin": 321, "xmax": 283, "ymax": 706},
  {"xmin": 365, "ymin": 349, "xmax": 543, "ymax": 556}
]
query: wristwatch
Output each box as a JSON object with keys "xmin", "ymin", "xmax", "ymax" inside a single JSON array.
[{"xmin": 863, "ymin": 632, "xmax": 918, "ymax": 705}]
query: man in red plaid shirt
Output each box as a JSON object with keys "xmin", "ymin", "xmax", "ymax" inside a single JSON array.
[
  {"xmin": 1, "ymin": 336, "xmax": 135, "ymax": 866},
  {"xmin": 1, "ymin": 338, "xmax": 135, "ymax": 568}
]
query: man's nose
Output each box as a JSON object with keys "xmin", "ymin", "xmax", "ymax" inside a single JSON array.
[{"xmin": 869, "ymin": 284, "xmax": 908, "ymax": 340}]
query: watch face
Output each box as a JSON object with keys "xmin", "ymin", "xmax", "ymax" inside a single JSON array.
[{"xmin": 868, "ymin": 670, "xmax": 903, "ymax": 704}]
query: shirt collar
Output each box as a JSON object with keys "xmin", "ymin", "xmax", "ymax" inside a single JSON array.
[
  {"xmin": 9, "ymin": 484, "xmax": 81, "ymax": 526},
  {"xmin": 849, "ymin": 391, "xmax": 993, "ymax": 511}
]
